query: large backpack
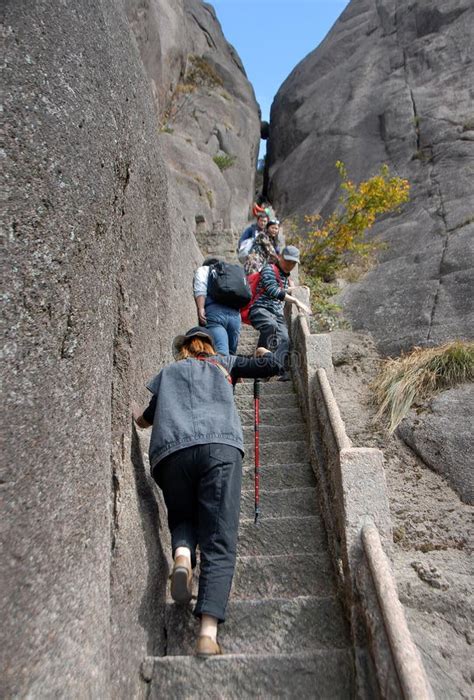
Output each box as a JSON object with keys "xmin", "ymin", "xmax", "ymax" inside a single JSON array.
[
  {"xmin": 207, "ymin": 261, "xmax": 252, "ymax": 310},
  {"xmin": 240, "ymin": 264, "xmax": 282, "ymax": 325}
]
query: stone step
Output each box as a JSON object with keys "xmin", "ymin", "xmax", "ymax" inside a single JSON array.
[
  {"xmin": 243, "ymin": 440, "xmax": 308, "ymax": 467},
  {"xmin": 239, "ymin": 406, "xmax": 303, "ymax": 425},
  {"xmin": 238, "ymin": 515, "xmax": 326, "ymax": 555},
  {"xmin": 242, "ymin": 462, "xmax": 315, "ymax": 489},
  {"xmin": 237, "ymin": 339, "xmax": 258, "ymax": 346},
  {"xmin": 236, "ymin": 345, "xmax": 258, "ymax": 355},
  {"xmin": 233, "ymin": 553, "xmax": 335, "ymax": 599},
  {"xmin": 235, "ymin": 393, "xmax": 299, "ymax": 410},
  {"xmin": 240, "ymin": 487, "xmax": 318, "ymax": 518},
  {"xmin": 237, "ymin": 333, "xmax": 257, "ymax": 341},
  {"xmin": 145, "ymin": 650, "xmax": 354, "ymax": 699},
  {"xmin": 242, "ymin": 422, "xmax": 306, "ymax": 442},
  {"xmin": 235, "ymin": 382, "xmax": 296, "ymax": 396},
  {"xmin": 186, "ymin": 552, "xmax": 334, "ymax": 602},
  {"xmin": 165, "ymin": 596, "xmax": 349, "ymax": 656}
]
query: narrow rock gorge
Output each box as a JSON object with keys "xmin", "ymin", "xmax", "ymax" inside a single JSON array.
[{"xmin": 2, "ymin": 0, "xmax": 473, "ymax": 697}]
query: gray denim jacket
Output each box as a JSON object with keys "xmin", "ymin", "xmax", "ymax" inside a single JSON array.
[{"xmin": 146, "ymin": 356, "xmax": 243, "ymax": 468}]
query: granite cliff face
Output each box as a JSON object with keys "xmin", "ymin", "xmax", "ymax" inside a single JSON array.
[
  {"xmin": 267, "ymin": 0, "xmax": 473, "ymax": 355},
  {"xmin": 127, "ymin": 0, "xmax": 260, "ymax": 235},
  {"xmin": 1, "ymin": 1, "xmax": 259, "ymax": 696},
  {"xmin": 266, "ymin": 3, "xmax": 473, "ymax": 694}
]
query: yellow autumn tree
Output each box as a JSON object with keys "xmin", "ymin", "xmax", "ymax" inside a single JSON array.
[{"xmin": 293, "ymin": 162, "xmax": 410, "ymax": 280}]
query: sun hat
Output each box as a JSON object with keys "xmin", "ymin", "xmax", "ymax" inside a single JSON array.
[
  {"xmin": 281, "ymin": 245, "xmax": 300, "ymax": 263},
  {"xmin": 172, "ymin": 327, "xmax": 216, "ymax": 359}
]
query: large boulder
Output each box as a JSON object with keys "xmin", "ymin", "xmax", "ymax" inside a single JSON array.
[
  {"xmin": 266, "ymin": 0, "xmax": 474, "ymax": 355},
  {"xmin": 398, "ymin": 384, "xmax": 474, "ymax": 504},
  {"xmin": 1, "ymin": 0, "xmax": 257, "ymax": 696}
]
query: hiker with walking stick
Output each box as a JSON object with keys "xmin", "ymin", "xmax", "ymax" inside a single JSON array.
[{"xmin": 132, "ymin": 328, "xmax": 283, "ymax": 657}]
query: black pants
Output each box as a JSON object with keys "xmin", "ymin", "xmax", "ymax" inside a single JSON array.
[
  {"xmin": 250, "ymin": 306, "xmax": 290, "ymax": 369},
  {"xmin": 153, "ymin": 443, "xmax": 242, "ymax": 622}
]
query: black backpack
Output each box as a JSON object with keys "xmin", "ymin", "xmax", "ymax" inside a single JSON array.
[{"xmin": 207, "ymin": 262, "xmax": 252, "ymax": 309}]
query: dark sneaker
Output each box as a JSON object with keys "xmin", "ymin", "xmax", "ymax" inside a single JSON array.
[
  {"xmin": 278, "ymin": 371, "xmax": 291, "ymax": 382},
  {"xmin": 170, "ymin": 555, "xmax": 192, "ymax": 604}
]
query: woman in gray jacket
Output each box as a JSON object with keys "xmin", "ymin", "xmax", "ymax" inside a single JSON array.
[{"xmin": 132, "ymin": 327, "xmax": 282, "ymax": 656}]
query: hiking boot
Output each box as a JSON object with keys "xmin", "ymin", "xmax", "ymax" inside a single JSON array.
[
  {"xmin": 278, "ymin": 371, "xmax": 291, "ymax": 382},
  {"xmin": 196, "ymin": 636, "xmax": 222, "ymax": 657},
  {"xmin": 170, "ymin": 555, "xmax": 192, "ymax": 604}
]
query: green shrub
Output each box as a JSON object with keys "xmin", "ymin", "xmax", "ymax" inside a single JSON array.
[
  {"xmin": 213, "ymin": 154, "xmax": 236, "ymax": 171},
  {"xmin": 186, "ymin": 56, "xmax": 223, "ymax": 89}
]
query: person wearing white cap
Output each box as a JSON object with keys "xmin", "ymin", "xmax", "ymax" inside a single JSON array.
[{"xmin": 132, "ymin": 327, "xmax": 283, "ymax": 657}]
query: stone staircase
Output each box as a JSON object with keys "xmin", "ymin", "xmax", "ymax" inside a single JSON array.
[{"xmin": 143, "ymin": 327, "xmax": 354, "ymax": 698}]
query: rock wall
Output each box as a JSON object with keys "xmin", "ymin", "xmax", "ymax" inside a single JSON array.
[
  {"xmin": 1, "ymin": 1, "xmax": 258, "ymax": 696},
  {"xmin": 265, "ymin": 2, "xmax": 473, "ymax": 692},
  {"xmin": 127, "ymin": 0, "xmax": 261, "ymax": 235},
  {"xmin": 266, "ymin": 0, "xmax": 474, "ymax": 355}
]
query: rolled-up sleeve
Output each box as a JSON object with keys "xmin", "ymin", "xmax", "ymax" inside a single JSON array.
[{"xmin": 193, "ymin": 266, "xmax": 210, "ymax": 297}]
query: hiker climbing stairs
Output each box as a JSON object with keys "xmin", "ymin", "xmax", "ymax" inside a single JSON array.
[{"xmin": 143, "ymin": 326, "xmax": 354, "ymax": 697}]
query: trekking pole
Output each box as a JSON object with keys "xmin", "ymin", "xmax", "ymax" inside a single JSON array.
[{"xmin": 254, "ymin": 379, "xmax": 261, "ymax": 525}]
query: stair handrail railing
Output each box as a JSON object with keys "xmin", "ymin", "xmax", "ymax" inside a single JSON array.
[
  {"xmin": 286, "ymin": 286, "xmax": 433, "ymax": 699},
  {"xmin": 362, "ymin": 524, "xmax": 434, "ymax": 699}
]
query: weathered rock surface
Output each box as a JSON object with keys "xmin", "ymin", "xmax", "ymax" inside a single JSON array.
[
  {"xmin": 394, "ymin": 549, "xmax": 474, "ymax": 699},
  {"xmin": 330, "ymin": 329, "xmax": 473, "ymax": 697},
  {"xmin": 1, "ymin": 1, "xmax": 257, "ymax": 697},
  {"xmin": 398, "ymin": 384, "xmax": 474, "ymax": 504},
  {"xmin": 127, "ymin": 0, "xmax": 260, "ymax": 236},
  {"xmin": 267, "ymin": 0, "xmax": 474, "ymax": 355},
  {"xmin": 267, "ymin": 13, "xmax": 473, "ymax": 691}
]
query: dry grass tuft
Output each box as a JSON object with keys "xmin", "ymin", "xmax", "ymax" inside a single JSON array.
[{"xmin": 372, "ymin": 340, "xmax": 474, "ymax": 432}]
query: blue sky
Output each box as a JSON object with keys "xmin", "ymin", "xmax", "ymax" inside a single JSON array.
[{"xmin": 211, "ymin": 0, "xmax": 349, "ymax": 123}]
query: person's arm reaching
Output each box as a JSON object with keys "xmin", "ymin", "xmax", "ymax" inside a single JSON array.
[
  {"xmin": 132, "ymin": 397, "xmax": 155, "ymax": 429},
  {"xmin": 284, "ymin": 291, "xmax": 312, "ymax": 315},
  {"xmin": 229, "ymin": 349, "xmax": 283, "ymax": 380},
  {"xmin": 260, "ymin": 265, "xmax": 311, "ymax": 315},
  {"xmin": 193, "ymin": 266, "xmax": 210, "ymax": 326},
  {"xmin": 195, "ymin": 295, "xmax": 207, "ymax": 326}
]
